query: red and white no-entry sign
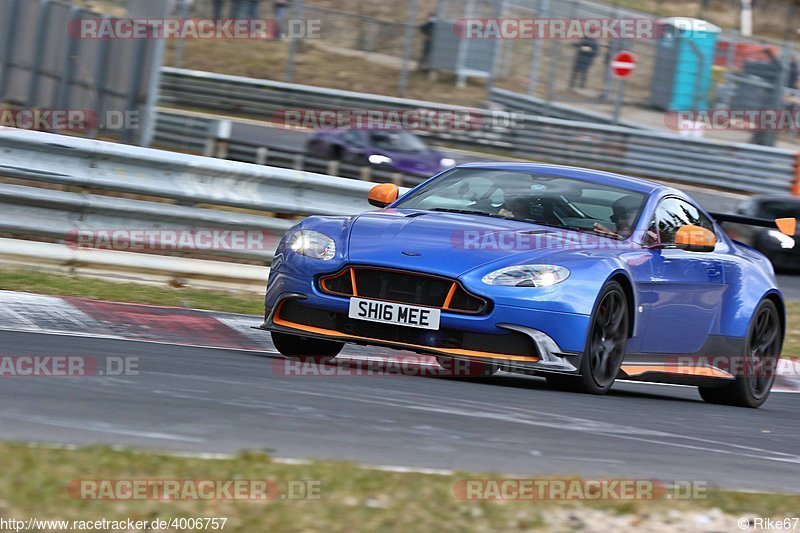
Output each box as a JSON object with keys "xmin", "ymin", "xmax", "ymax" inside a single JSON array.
[{"xmin": 611, "ymin": 51, "xmax": 636, "ymax": 79}]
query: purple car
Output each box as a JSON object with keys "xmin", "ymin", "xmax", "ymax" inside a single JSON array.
[{"xmin": 305, "ymin": 129, "xmax": 456, "ymax": 175}]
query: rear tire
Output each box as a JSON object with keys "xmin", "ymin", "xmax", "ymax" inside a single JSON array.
[
  {"xmin": 435, "ymin": 357, "xmax": 498, "ymax": 378},
  {"xmin": 271, "ymin": 331, "xmax": 344, "ymax": 365},
  {"xmin": 547, "ymin": 281, "xmax": 629, "ymax": 395},
  {"xmin": 698, "ymin": 300, "xmax": 782, "ymax": 408}
]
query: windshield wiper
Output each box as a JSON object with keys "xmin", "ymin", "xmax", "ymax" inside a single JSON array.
[
  {"xmin": 518, "ymin": 219, "xmax": 624, "ymax": 240},
  {"xmin": 430, "ymin": 208, "xmax": 505, "ymax": 219},
  {"xmin": 429, "ymin": 209, "xmax": 623, "ymax": 239}
]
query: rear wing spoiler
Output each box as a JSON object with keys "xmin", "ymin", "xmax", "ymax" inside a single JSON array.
[{"xmin": 709, "ymin": 213, "xmax": 797, "ymax": 236}]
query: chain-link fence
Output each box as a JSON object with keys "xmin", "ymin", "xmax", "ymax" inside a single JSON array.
[{"xmin": 66, "ymin": 0, "xmax": 800, "ymax": 146}]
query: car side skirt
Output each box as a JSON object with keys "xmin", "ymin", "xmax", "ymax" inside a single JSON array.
[{"xmin": 619, "ymin": 335, "xmax": 747, "ymax": 387}]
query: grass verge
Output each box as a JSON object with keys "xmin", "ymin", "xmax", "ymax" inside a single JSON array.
[
  {"xmin": 0, "ymin": 269, "xmax": 263, "ymax": 316},
  {"xmin": 166, "ymin": 39, "xmax": 489, "ymax": 107},
  {"xmin": 0, "ymin": 442, "xmax": 798, "ymax": 533}
]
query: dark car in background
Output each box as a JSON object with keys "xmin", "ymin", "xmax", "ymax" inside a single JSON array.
[
  {"xmin": 729, "ymin": 195, "xmax": 800, "ymax": 271},
  {"xmin": 305, "ymin": 129, "xmax": 456, "ymax": 176}
]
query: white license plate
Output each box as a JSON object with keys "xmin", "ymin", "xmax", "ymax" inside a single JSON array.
[{"xmin": 348, "ymin": 298, "xmax": 441, "ymax": 330}]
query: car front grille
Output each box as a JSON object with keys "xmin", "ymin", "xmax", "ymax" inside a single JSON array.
[
  {"xmin": 319, "ymin": 266, "xmax": 488, "ymax": 314},
  {"xmin": 277, "ymin": 300, "xmax": 536, "ymax": 357}
]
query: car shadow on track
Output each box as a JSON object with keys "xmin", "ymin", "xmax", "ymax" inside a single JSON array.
[
  {"xmin": 330, "ymin": 357, "xmax": 703, "ymax": 404},
  {"xmin": 257, "ymin": 352, "xmax": 705, "ymax": 405}
]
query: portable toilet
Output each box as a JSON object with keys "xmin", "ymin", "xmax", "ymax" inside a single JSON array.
[{"xmin": 649, "ymin": 18, "xmax": 721, "ymax": 111}]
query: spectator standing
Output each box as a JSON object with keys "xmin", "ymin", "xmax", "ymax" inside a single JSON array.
[
  {"xmin": 787, "ymin": 58, "xmax": 798, "ymax": 90},
  {"xmin": 212, "ymin": 0, "xmax": 226, "ymax": 20},
  {"xmin": 570, "ymin": 37, "xmax": 598, "ymax": 90},
  {"xmin": 273, "ymin": 0, "xmax": 290, "ymax": 39},
  {"xmin": 230, "ymin": 0, "xmax": 247, "ymax": 18},
  {"xmin": 418, "ymin": 11, "xmax": 436, "ymax": 72},
  {"xmin": 246, "ymin": 0, "xmax": 260, "ymax": 19}
]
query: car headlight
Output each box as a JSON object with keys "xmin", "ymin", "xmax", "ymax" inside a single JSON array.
[
  {"xmin": 368, "ymin": 155, "xmax": 392, "ymax": 165},
  {"xmin": 440, "ymin": 158, "xmax": 456, "ymax": 168},
  {"xmin": 767, "ymin": 229, "xmax": 796, "ymax": 249},
  {"xmin": 288, "ymin": 230, "xmax": 336, "ymax": 260},
  {"xmin": 482, "ymin": 265, "xmax": 570, "ymax": 287}
]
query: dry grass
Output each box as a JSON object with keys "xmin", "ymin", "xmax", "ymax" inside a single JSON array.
[
  {"xmin": 167, "ymin": 39, "xmax": 490, "ymax": 106},
  {"xmin": 0, "ymin": 442, "xmax": 798, "ymax": 532}
]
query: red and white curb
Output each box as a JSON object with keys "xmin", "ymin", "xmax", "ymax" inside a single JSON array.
[
  {"xmin": 0, "ymin": 290, "xmax": 797, "ymax": 392},
  {"xmin": 0, "ymin": 290, "xmax": 436, "ymax": 366}
]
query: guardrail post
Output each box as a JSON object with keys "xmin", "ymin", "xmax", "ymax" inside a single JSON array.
[
  {"xmin": 203, "ymin": 138, "xmax": 215, "ymax": 158},
  {"xmin": 360, "ymin": 166, "xmax": 372, "ymax": 181},
  {"xmin": 391, "ymin": 173, "xmax": 404, "ymax": 186},
  {"xmin": 293, "ymin": 154, "xmax": 305, "ymax": 170},
  {"xmin": 794, "ymin": 153, "xmax": 800, "ymax": 196},
  {"xmin": 327, "ymin": 160, "xmax": 340, "ymax": 176},
  {"xmin": 256, "ymin": 147, "xmax": 269, "ymax": 165},
  {"xmin": 213, "ymin": 120, "xmax": 232, "ymax": 159}
]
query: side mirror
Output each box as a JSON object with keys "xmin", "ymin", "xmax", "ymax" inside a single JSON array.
[
  {"xmin": 675, "ymin": 225, "xmax": 717, "ymax": 253},
  {"xmin": 368, "ymin": 183, "xmax": 399, "ymax": 208},
  {"xmin": 776, "ymin": 218, "xmax": 797, "ymax": 236}
]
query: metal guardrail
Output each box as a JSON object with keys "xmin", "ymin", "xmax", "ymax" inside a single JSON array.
[
  {"xmin": 489, "ymin": 88, "xmax": 644, "ymax": 128},
  {"xmin": 153, "ymin": 104, "xmax": 800, "ymax": 196},
  {"xmin": 0, "ymin": 183, "xmax": 290, "ymax": 262},
  {"xmin": 159, "ymin": 67, "xmax": 514, "ymax": 150},
  {"xmin": 152, "ymin": 109, "xmax": 431, "ymax": 188},
  {"xmin": 160, "ymin": 67, "xmax": 481, "ymax": 117},
  {"xmin": 0, "ymin": 237, "xmax": 271, "ymax": 291},
  {"xmin": 0, "ymin": 128, "xmax": 417, "ymax": 275},
  {"xmin": 224, "ymin": 142, "xmax": 429, "ymax": 188},
  {"xmin": 157, "ymin": 68, "xmax": 800, "ymax": 195},
  {"xmin": 151, "ymin": 110, "xmax": 219, "ymax": 156},
  {"xmin": 501, "ymin": 115, "xmax": 798, "ymax": 195},
  {"xmin": 0, "ymin": 128, "xmax": 380, "ymax": 218}
]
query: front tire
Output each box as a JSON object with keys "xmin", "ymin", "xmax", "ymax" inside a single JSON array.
[
  {"xmin": 698, "ymin": 300, "xmax": 782, "ymax": 408},
  {"xmin": 547, "ymin": 281, "xmax": 629, "ymax": 395},
  {"xmin": 271, "ymin": 331, "xmax": 344, "ymax": 365}
]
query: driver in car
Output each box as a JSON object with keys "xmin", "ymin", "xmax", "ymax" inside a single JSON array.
[{"xmin": 593, "ymin": 195, "xmax": 640, "ymax": 239}]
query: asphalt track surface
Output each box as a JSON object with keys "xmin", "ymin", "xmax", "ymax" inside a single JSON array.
[
  {"xmin": 1, "ymin": 326, "xmax": 799, "ymax": 494},
  {"xmin": 3, "ymin": 125, "xmax": 799, "ymax": 492}
]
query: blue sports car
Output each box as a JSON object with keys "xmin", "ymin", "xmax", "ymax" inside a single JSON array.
[{"xmin": 260, "ymin": 163, "xmax": 796, "ymax": 408}]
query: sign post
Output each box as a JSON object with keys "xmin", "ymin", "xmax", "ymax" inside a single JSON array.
[{"xmin": 611, "ymin": 51, "xmax": 636, "ymax": 125}]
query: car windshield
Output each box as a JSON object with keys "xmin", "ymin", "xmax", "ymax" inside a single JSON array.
[
  {"xmin": 369, "ymin": 131, "xmax": 429, "ymax": 152},
  {"xmin": 396, "ymin": 168, "xmax": 648, "ymax": 239},
  {"xmin": 756, "ymin": 200, "xmax": 800, "ymax": 220}
]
